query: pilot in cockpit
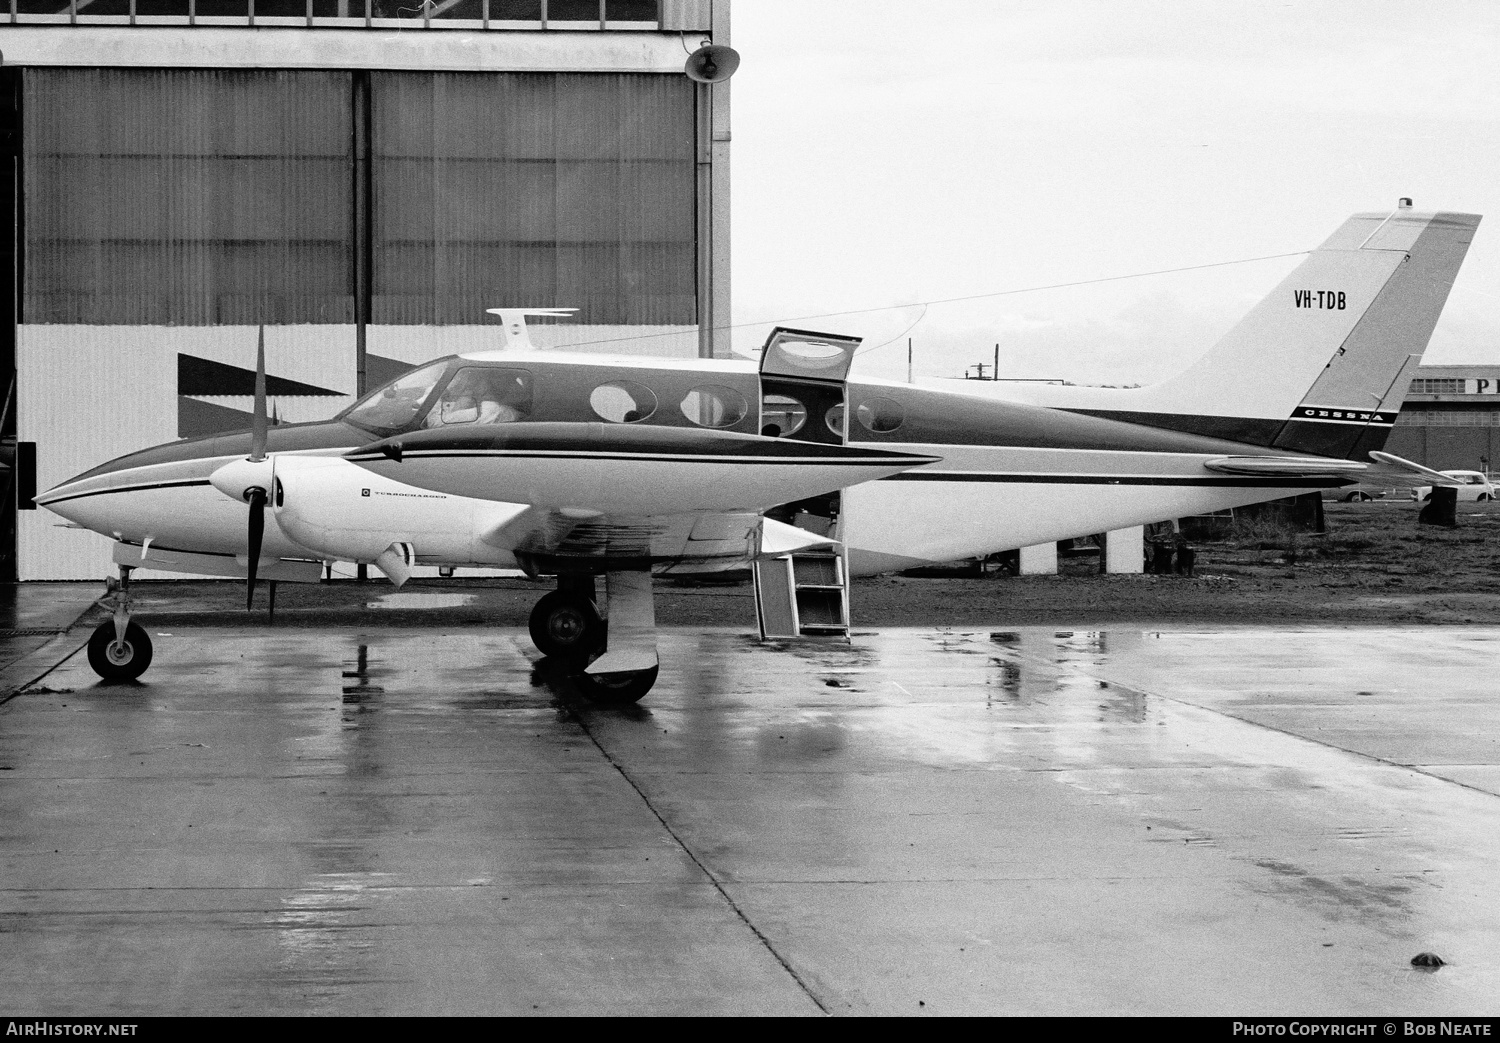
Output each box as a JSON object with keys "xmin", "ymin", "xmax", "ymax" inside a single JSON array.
[{"xmin": 426, "ymin": 368, "xmax": 531, "ymax": 427}]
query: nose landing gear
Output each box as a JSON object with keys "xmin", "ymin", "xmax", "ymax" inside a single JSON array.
[{"xmin": 87, "ymin": 566, "xmax": 154, "ymax": 681}]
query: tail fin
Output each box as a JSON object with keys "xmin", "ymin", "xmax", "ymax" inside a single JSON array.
[
  {"xmin": 1270, "ymin": 211, "xmax": 1481, "ymax": 458},
  {"xmin": 485, "ymin": 308, "xmax": 577, "ymax": 351},
  {"xmin": 973, "ymin": 206, "xmax": 1481, "ymax": 448}
]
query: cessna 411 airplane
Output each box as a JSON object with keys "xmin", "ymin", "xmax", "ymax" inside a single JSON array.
[{"xmin": 36, "ymin": 205, "xmax": 1477, "ymax": 702}]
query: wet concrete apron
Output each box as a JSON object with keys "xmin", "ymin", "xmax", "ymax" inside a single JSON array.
[{"xmin": 1, "ymin": 625, "xmax": 1497, "ymax": 1015}]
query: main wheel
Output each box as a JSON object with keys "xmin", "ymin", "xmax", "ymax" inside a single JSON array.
[
  {"xmin": 528, "ymin": 590, "xmax": 606, "ymax": 663},
  {"xmin": 574, "ymin": 665, "xmax": 659, "ymax": 705},
  {"xmin": 86, "ymin": 620, "xmax": 153, "ymax": 681}
]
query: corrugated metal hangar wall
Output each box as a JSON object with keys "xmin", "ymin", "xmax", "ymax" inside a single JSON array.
[{"xmin": 0, "ymin": 1, "xmax": 731, "ymax": 580}]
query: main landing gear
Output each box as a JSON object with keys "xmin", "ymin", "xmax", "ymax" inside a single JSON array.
[
  {"xmin": 87, "ymin": 566, "xmax": 154, "ymax": 681},
  {"xmin": 526, "ymin": 572, "xmax": 660, "ymax": 704},
  {"xmin": 528, "ymin": 587, "xmax": 606, "ymax": 663}
]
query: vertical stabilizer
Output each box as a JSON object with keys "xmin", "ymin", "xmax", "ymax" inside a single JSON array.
[{"xmin": 1270, "ymin": 210, "xmax": 1481, "ymax": 458}]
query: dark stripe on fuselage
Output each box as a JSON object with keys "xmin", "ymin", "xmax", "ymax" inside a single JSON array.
[
  {"xmin": 1061, "ymin": 410, "xmax": 1287, "ymax": 446},
  {"xmin": 36, "ymin": 478, "xmax": 214, "ymax": 507},
  {"xmin": 1270, "ymin": 419, "xmax": 1394, "ymax": 461},
  {"xmin": 348, "ymin": 450, "xmax": 932, "ymax": 467},
  {"xmin": 358, "ymin": 422, "xmax": 925, "ymax": 462},
  {"xmin": 1063, "ymin": 409, "xmax": 1390, "ymax": 457},
  {"xmin": 881, "ymin": 472, "xmax": 1343, "ymax": 489}
]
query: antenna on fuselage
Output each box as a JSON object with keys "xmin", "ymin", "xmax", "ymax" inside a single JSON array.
[{"xmin": 486, "ymin": 308, "xmax": 578, "ymax": 352}]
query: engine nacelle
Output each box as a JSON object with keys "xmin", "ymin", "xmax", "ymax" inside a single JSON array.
[{"xmin": 270, "ymin": 456, "xmax": 519, "ymax": 567}]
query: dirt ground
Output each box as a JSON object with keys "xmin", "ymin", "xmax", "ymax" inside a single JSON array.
[{"xmin": 106, "ymin": 498, "xmax": 1500, "ymax": 630}]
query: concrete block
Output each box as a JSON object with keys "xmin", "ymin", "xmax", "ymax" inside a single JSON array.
[
  {"xmin": 1018, "ymin": 542, "xmax": 1058, "ymax": 575},
  {"xmin": 1104, "ymin": 526, "xmax": 1144, "ymax": 574}
]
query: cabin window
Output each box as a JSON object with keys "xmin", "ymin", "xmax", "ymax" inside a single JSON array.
[
  {"xmin": 341, "ymin": 360, "xmax": 450, "ymax": 433},
  {"xmin": 825, "ymin": 403, "xmax": 846, "ymax": 439},
  {"xmin": 856, "ymin": 397, "xmax": 905, "ymax": 434},
  {"xmin": 424, "ymin": 367, "xmax": 533, "ymax": 428},
  {"xmin": 760, "ymin": 394, "xmax": 807, "ymax": 437},
  {"xmin": 591, "ymin": 381, "xmax": 658, "ymax": 424},
  {"xmin": 680, "ymin": 385, "xmax": 748, "ymax": 429}
]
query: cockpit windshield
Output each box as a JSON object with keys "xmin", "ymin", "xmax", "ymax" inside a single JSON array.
[{"xmin": 340, "ymin": 360, "xmax": 450, "ymax": 435}]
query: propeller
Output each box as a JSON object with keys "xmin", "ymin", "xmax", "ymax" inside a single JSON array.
[
  {"xmin": 207, "ymin": 326, "xmax": 275, "ymax": 611},
  {"xmin": 245, "ymin": 325, "xmax": 269, "ymax": 609}
]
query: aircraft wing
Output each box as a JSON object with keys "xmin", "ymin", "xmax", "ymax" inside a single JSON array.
[{"xmin": 466, "ymin": 503, "xmax": 840, "ymax": 572}]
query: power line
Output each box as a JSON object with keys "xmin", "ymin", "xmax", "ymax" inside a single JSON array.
[{"xmin": 530, "ymin": 249, "xmax": 1313, "ymax": 353}]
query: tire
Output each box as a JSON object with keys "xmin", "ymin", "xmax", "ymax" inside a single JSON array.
[
  {"xmin": 1480, "ymin": 494, "xmax": 1491, "ymax": 502},
  {"xmin": 574, "ymin": 665, "xmax": 659, "ymax": 704},
  {"xmin": 528, "ymin": 590, "xmax": 605, "ymax": 663},
  {"xmin": 86, "ymin": 620, "xmax": 153, "ymax": 681}
]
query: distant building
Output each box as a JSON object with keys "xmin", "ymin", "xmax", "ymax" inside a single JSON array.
[
  {"xmin": 1386, "ymin": 364, "xmax": 1500, "ymax": 473},
  {"xmin": 1, "ymin": 1, "xmax": 732, "ymax": 579}
]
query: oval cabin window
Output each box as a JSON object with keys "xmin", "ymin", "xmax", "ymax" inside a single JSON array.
[
  {"xmin": 855, "ymin": 397, "xmax": 905, "ymax": 433},
  {"xmin": 590, "ymin": 381, "xmax": 658, "ymax": 424},
  {"xmin": 680, "ymin": 385, "xmax": 748, "ymax": 429}
]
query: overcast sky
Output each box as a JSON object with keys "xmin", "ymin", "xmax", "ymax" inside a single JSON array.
[{"xmin": 728, "ymin": 0, "xmax": 1500, "ymax": 386}]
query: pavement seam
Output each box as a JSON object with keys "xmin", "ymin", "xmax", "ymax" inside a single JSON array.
[{"xmin": 568, "ymin": 707, "xmax": 832, "ymax": 1016}]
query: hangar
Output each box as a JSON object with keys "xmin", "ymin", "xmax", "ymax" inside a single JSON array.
[
  {"xmin": 1387, "ymin": 364, "xmax": 1500, "ymax": 474},
  {"xmin": 0, "ymin": 0, "xmax": 731, "ymax": 580}
]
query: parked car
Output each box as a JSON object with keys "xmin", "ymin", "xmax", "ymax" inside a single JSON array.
[
  {"xmin": 1327, "ymin": 481, "xmax": 1393, "ymax": 502},
  {"xmin": 1411, "ymin": 470, "xmax": 1496, "ymax": 502}
]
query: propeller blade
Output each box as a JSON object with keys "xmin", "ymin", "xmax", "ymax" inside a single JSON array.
[
  {"xmin": 246, "ymin": 486, "xmax": 266, "ymax": 610},
  {"xmin": 251, "ymin": 325, "xmax": 268, "ymax": 463}
]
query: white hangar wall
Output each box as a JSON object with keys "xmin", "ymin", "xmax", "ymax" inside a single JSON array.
[{"xmin": 0, "ymin": 3, "xmax": 732, "ymax": 580}]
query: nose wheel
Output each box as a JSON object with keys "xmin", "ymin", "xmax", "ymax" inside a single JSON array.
[
  {"xmin": 87, "ymin": 620, "xmax": 154, "ymax": 681},
  {"xmin": 528, "ymin": 589, "xmax": 606, "ymax": 663}
]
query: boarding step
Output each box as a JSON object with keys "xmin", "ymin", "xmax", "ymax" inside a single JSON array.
[{"xmin": 753, "ymin": 547, "xmax": 850, "ymax": 641}]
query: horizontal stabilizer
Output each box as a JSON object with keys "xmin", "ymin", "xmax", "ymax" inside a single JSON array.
[
  {"xmin": 1368, "ymin": 451, "xmax": 1464, "ymax": 486},
  {"xmin": 1204, "ymin": 456, "xmax": 1369, "ymax": 477},
  {"xmin": 1205, "ymin": 450, "xmax": 1464, "ymax": 490}
]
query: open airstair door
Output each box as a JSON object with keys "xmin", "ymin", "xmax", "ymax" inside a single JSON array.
[{"xmin": 753, "ymin": 328, "xmax": 863, "ymax": 641}]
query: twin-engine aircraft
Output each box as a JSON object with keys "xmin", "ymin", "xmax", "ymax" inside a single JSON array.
[{"xmin": 37, "ymin": 205, "xmax": 1479, "ymax": 702}]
